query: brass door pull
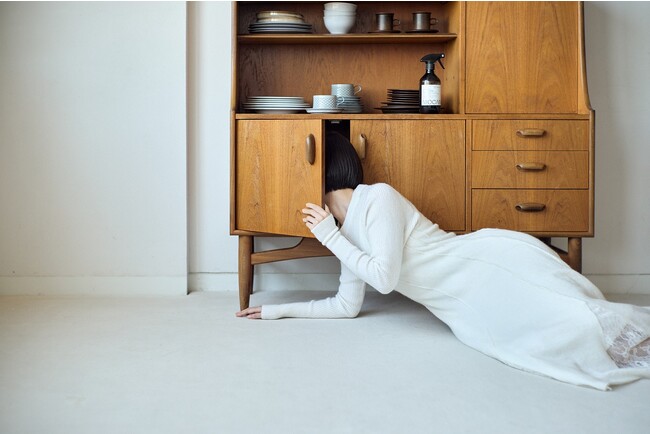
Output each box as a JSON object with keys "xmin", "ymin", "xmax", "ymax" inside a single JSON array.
[
  {"xmin": 358, "ymin": 133, "xmax": 367, "ymax": 159},
  {"xmin": 516, "ymin": 163, "xmax": 546, "ymax": 171},
  {"xmin": 515, "ymin": 202, "xmax": 546, "ymax": 212},
  {"xmin": 306, "ymin": 134, "xmax": 315, "ymax": 165},
  {"xmin": 516, "ymin": 129, "xmax": 546, "ymax": 137}
]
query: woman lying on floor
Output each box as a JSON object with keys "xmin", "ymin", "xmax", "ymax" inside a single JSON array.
[{"xmin": 237, "ymin": 131, "xmax": 650, "ymax": 390}]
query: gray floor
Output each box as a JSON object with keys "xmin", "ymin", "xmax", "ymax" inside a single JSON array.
[{"xmin": 1, "ymin": 290, "xmax": 649, "ymax": 434}]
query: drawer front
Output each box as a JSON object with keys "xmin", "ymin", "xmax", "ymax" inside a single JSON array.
[
  {"xmin": 473, "ymin": 120, "xmax": 589, "ymax": 150},
  {"xmin": 472, "ymin": 189, "xmax": 589, "ymax": 233},
  {"xmin": 472, "ymin": 151, "xmax": 589, "ymax": 189}
]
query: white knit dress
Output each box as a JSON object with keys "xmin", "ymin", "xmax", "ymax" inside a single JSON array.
[{"xmin": 261, "ymin": 183, "xmax": 650, "ymax": 390}]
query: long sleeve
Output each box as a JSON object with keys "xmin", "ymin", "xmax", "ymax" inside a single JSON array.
[
  {"xmin": 260, "ymin": 264, "xmax": 366, "ymax": 320},
  {"xmin": 311, "ymin": 184, "xmax": 409, "ymax": 294}
]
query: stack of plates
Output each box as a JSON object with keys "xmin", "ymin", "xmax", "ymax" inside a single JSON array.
[
  {"xmin": 376, "ymin": 89, "xmax": 421, "ymax": 113},
  {"xmin": 337, "ymin": 96, "xmax": 363, "ymax": 114},
  {"xmin": 249, "ymin": 11, "xmax": 313, "ymax": 34},
  {"xmin": 242, "ymin": 96, "xmax": 310, "ymax": 114}
]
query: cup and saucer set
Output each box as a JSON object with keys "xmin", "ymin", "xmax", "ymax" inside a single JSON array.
[{"xmin": 307, "ymin": 84, "xmax": 363, "ymax": 113}]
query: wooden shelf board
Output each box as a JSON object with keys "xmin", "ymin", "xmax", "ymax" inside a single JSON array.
[{"xmin": 237, "ymin": 33, "xmax": 458, "ymax": 45}]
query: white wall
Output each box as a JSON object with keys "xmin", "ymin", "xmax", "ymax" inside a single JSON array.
[
  {"xmin": 0, "ymin": 2, "xmax": 187, "ymax": 295},
  {"xmin": 582, "ymin": 2, "xmax": 650, "ymax": 293},
  {"xmin": 189, "ymin": 1, "xmax": 650, "ymax": 295}
]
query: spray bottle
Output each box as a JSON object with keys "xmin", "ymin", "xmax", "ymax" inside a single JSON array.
[{"xmin": 419, "ymin": 53, "xmax": 445, "ymax": 114}]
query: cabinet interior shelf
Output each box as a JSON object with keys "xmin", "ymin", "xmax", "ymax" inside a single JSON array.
[{"xmin": 237, "ymin": 33, "xmax": 458, "ymax": 45}]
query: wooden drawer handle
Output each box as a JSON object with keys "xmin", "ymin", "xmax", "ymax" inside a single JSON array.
[
  {"xmin": 306, "ymin": 134, "xmax": 315, "ymax": 165},
  {"xmin": 515, "ymin": 202, "xmax": 546, "ymax": 212},
  {"xmin": 358, "ymin": 133, "xmax": 367, "ymax": 159},
  {"xmin": 516, "ymin": 129, "xmax": 546, "ymax": 137},
  {"xmin": 516, "ymin": 163, "xmax": 546, "ymax": 171}
]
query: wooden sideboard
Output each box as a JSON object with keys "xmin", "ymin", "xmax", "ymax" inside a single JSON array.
[{"xmin": 231, "ymin": 1, "xmax": 594, "ymax": 309}]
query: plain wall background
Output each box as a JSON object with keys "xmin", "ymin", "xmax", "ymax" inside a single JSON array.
[
  {"xmin": 0, "ymin": 2, "xmax": 187, "ymax": 295},
  {"xmin": 1, "ymin": 2, "xmax": 648, "ymax": 296}
]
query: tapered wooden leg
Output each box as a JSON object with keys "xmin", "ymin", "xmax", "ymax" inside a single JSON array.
[
  {"xmin": 567, "ymin": 237, "xmax": 582, "ymax": 273},
  {"xmin": 238, "ymin": 235, "xmax": 254, "ymax": 310}
]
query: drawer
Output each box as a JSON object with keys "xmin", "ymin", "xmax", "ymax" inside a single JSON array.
[
  {"xmin": 472, "ymin": 151, "xmax": 589, "ymax": 189},
  {"xmin": 473, "ymin": 120, "xmax": 589, "ymax": 150},
  {"xmin": 472, "ymin": 189, "xmax": 589, "ymax": 233}
]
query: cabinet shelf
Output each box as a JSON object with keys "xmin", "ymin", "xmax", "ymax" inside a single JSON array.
[{"xmin": 237, "ymin": 33, "xmax": 457, "ymax": 45}]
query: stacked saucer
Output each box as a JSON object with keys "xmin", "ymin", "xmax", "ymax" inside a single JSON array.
[
  {"xmin": 249, "ymin": 11, "xmax": 313, "ymax": 34},
  {"xmin": 376, "ymin": 89, "xmax": 420, "ymax": 113},
  {"xmin": 337, "ymin": 96, "xmax": 363, "ymax": 113},
  {"xmin": 243, "ymin": 96, "xmax": 310, "ymax": 114}
]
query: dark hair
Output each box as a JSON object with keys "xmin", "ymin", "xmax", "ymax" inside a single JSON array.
[{"xmin": 325, "ymin": 131, "xmax": 364, "ymax": 193}]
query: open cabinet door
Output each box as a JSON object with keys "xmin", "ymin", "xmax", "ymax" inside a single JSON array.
[{"xmin": 235, "ymin": 119, "xmax": 323, "ymax": 237}]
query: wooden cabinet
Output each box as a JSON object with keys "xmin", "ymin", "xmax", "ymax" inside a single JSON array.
[
  {"xmin": 470, "ymin": 118, "xmax": 592, "ymax": 237},
  {"xmin": 465, "ymin": 2, "xmax": 579, "ymax": 114},
  {"xmin": 235, "ymin": 119, "xmax": 324, "ymax": 237},
  {"xmin": 231, "ymin": 1, "xmax": 594, "ymax": 309},
  {"xmin": 350, "ymin": 120, "xmax": 466, "ymax": 231}
]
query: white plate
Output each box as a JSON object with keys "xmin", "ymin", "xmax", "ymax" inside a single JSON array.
[
  {"xmin": 247, "ymin": 97, "xmax": 306, "ymax": 101},
  {"xmin": 252, "ymin": 108, "xmax": 306, "ymax": 114},
  {"xmin": 244, "ymin": 104, "xmax": 310, "ymax": 109},
  {"xmin": 306, "ymin": 108, "xmax": 343, "ymax": 113}
]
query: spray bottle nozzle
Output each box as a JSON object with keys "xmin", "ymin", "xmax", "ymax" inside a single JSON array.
[{"xmin": 420, "ymin": 53, "xmax": 445, "ymax": 70}]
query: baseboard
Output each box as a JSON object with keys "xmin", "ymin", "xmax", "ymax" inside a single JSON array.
[
  {"xmin": 190, "ymin": 272, "xmax": 650, "ymax": 296},
  {"xmin": 0, "ymin": 276, "xmax": 188, "ymax": 296},
  {"xmin": 189, "ymin": 272, "xmax": 340, "ymax": 293}
]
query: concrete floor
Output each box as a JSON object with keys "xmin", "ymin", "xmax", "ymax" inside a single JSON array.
[{"xmin": 1, "ymin": 290, "xmax": 649, "ymax": 434}]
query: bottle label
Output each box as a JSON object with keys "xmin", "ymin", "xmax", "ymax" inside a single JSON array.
[{"xmin": 421, "ymin": 84, "xmax": 441, "ymax": 106}]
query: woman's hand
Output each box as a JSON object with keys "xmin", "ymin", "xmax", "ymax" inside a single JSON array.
[
  {"xmin": 302, "ymin": 203, "xmax": 331, "ymax": 230},
  {"xmin": 236, "ymin": 306, "xmax": 262, "ymax": 319}
]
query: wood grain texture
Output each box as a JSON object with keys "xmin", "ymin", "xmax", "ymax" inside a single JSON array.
[
  {"xmin": 236, "ymin": 120, "xmax": 323, "ymax": 237},
  {"xmin": 472, "ymin": 189, "xmax": 589, "ymax": 233},
  {"xmin": 350, "ymin": 120, "xmax": 466, "ymax": 231},
  {"xmin": 472, "ymin": 150, "xmax": 589, "ymax": 189},
  {"xmin": 465, "ymin": 2, "xmax": 578, "ymax": 114},
  {"xmin": 472, "ymin": 120, "xmax": 589, "ymax": 151}
]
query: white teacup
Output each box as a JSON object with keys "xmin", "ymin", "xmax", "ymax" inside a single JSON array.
[
  {"xmin": 331, "ymin": 83, "xmax": 362, "ymax": 97},
  {"xmin": 312, "ymin": 94, "xmax": 338, "ymax": 109}
]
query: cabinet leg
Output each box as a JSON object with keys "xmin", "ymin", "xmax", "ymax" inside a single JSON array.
[
  {"xmin": 238, "ymin": 235, "xmax": 254, "ymax": 310},
  {"xmin": 567, "ymin": 237, "xmax": 582, "ymax": 273},
  {"xmin": 538, "ymin": 237, "xmax": 583, "ymax": 273}
]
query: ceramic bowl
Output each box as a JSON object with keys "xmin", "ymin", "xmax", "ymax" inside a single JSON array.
[
  {"xmin": 324, "ymin": 2, "xmax": 357, "ymax": 12},
  {"xmin": 324, "ymin": 15, "xmax": 356, "ymax": 34}
]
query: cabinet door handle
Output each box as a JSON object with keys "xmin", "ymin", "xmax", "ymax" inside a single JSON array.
[
  {"xmin": 515, "ymin": 202, "xmax": 546, "ymax": 212},
  {"xmin": 358, "ymin": 133, "xmax": 367, "ymax": 159},
  {"xmin": 516, "ymin": 129, "xmax": 546, "ymax": 137},
  {"xmin": 305, "ymin": 134, "xmax": 315, "ymax": 165},
  {"xmin": 516, "ymin": 163, "xmax": 546, "ymax": 171}
]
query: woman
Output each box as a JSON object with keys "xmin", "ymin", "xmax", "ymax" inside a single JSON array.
[{"xmin": 236, "ymin": 132, "xmax": 650, "ymax": 390}]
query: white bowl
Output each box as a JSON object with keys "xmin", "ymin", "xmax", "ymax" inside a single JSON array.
[
  {"xmin": 324, "ymin": 15, "xmax": 356, "ymax": 34},
  {"xmin": 324, "ymin": 2, "xmax": 357, "ymax": 12},
  {"xmin": 324, "ymin": 10, "xmax": 356, "ymax": 16}
]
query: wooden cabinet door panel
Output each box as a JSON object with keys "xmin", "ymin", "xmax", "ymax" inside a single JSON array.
[
  {"xmin": 466, "ymin": 1, "xmax": 578, "ymax": 114},
  {"xmin": 236, "ymin": 120, "xmax": 323, "ymax": 237},
  {"xmin": 350, "ymin": 120, "xmax": 466, "ymax": 231}
]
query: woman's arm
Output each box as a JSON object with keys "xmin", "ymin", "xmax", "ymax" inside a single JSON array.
[
  {"xmin": 236, "ymin": 264, "xmax": 366, "ymax": 320},
  {"xmin": 305, "ymin": 189, "xmax": 407, "ymax": 293}
]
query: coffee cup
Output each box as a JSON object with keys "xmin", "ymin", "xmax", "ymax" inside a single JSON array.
[
  {"xmin": 331, "ymin": 83, "xmax": 362, "ymax": 97},
  {"xmin": 374, "ymin": 12, "xmax": 400, "ymax": 32},
  {"xmin": 312, "ymin": 95, "xmax": 338, "ymax": 109},
  {"xmin": 411, "ymin": 11, "xmax": 439, "ymax": 31}
]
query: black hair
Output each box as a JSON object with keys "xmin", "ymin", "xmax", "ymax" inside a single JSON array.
[{"xmin": 325, "ymin": 131, "xmax": 364, "ymax": 193}]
